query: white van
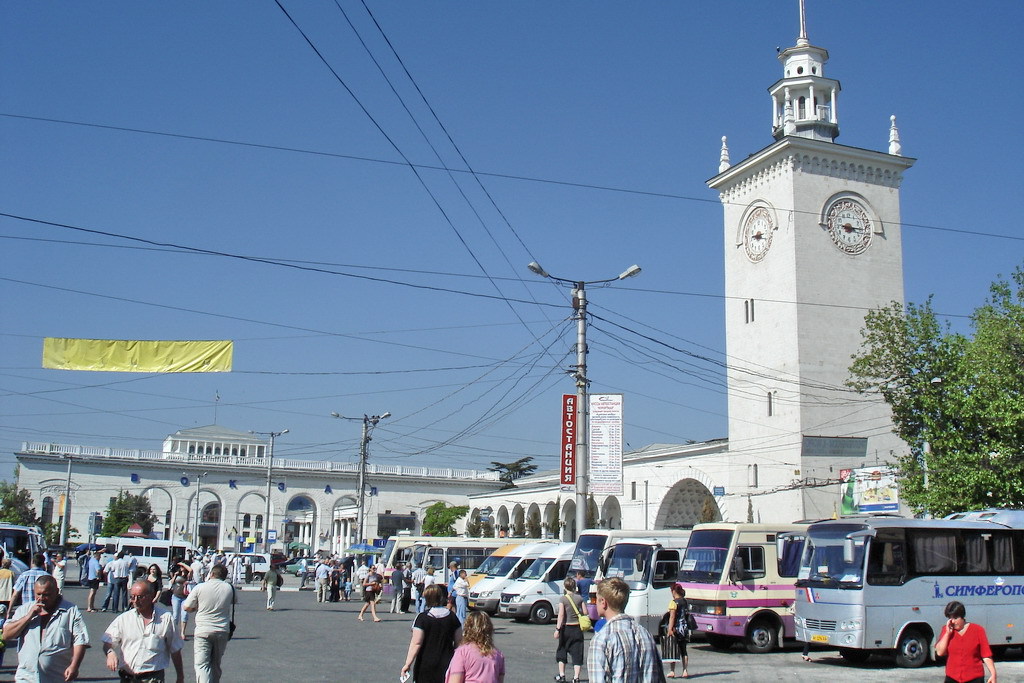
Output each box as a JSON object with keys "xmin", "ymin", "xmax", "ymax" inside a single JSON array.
[
  {"xmin": 498, "ymin": 542, "xmax": 575, "ymax": 624},
  {"xmin": 225, "ymin": 552, "xmax": 272, "ymax": 582},
  {"xmin": 98, "ymin": 537, "xmax": 197, "ymax": 575},
  {"xmin": 469, "ymin": 541, "xmax": 557, "ymax": 614},
  {"xmin": 596, "ymin": 534, "xmax": 691, "ymax": 633}
]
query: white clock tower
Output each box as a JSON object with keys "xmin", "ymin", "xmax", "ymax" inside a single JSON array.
[{"xmin": 707, "ymin": 3, "xmax": 915, "ymax": 521}]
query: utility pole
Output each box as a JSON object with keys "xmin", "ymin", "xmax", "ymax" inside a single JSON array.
[
  {"xmin": 253, "ymin": 429, "xmax": 288, "ymax": 553},
  {"xmin": 528, "ymin": 261, "xmax": 641, "ymax": 540},
  {"xmin": 58, "ymin": 454, "xmax": 73, "ymax": 546},
  {"xmin": 332, "ymin": 412, "xmax": 390, "ymax": 546}
]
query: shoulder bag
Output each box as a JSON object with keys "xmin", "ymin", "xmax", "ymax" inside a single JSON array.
[{"xmin": 567, "ymin": 593, "xmax": 593, "ymax": 632}]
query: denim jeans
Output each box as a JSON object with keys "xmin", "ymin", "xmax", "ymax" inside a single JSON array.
[
  {"xmin": 194, "ymin": 631, "xmax": 230, "ymax": 683},
  {"xmin": 171, "ymin": 595, "xmax": 188, "ymax": 627}
]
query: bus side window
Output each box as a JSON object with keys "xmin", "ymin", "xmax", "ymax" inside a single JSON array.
[
  {"xmin": 908, "ymin": 530, "xmax": 957, "ymax": 574},
  {"xmin": 736, "ymin": 546, "xmax": 766, "ymax": 580},
  {"xmin": 652, "ymin": 550, "xmax": 680, "ymax": 589},
  {"xmin": 548, "ymin": 560, "xmax": 569, "ymax": 582},
  {"xmin": 867, "ymin": 535, "xmax": 906, "ymax": 585},
  {"xmin": 777, "ymin": 537, "xmax": 804, "ymax": 578}
]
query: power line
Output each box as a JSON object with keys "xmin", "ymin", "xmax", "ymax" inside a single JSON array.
[{"xmin": 2, "ymin": 112, "xmax": 1019, "ymax": 244}]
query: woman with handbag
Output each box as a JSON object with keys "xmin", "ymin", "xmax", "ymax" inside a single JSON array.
[
  {"xmin": 358, "ymin": 564, "xmax": 383, "ymax": 622},
  {"xmin": 666, "ymin": 584, "xmax": 692, "ymax": 678},
  {"xmin": 400, "ymin": 584, "xmax": 463, "ymax": 683},
  {"xmin": 553, "ymin": 576, "xmax": 587, "ymax": 683}
]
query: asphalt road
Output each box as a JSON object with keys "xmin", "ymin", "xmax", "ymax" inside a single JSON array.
[{"xmin": 2, "ymin": 584, "xmax": 1023, "ymax": 682}]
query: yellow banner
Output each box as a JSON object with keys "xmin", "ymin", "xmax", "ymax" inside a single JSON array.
[{"xmin": 42, "ymin": 338, "xmax": 233, "ymax": 373}]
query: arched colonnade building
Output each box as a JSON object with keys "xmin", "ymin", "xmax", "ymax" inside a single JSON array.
[{"xmin": 16, "ymin": 425, "xmax": 503, "ymax": 553}]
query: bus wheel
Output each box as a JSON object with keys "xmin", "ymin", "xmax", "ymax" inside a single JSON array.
[
  {"xmin": 744, "ymin": 618, "xmax": 779, "ymax": 653},
  {"xmin": 705, "ymin": 634, "xmax": 733, "ymax": 650},
  {"xmin": 530, "ymin": 601, "xmax": 553, "ymax": 625},
  {"xmin": 895, "ymin": 628, "xmax": 929, "ymax": 668},
  {"xmin": 839, "ymin": 647, "xmax": 871, "ymax": 664}
]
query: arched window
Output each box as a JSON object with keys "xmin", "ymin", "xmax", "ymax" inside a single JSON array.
[
  {"xmin": 41, "ymin": 497, "xmax": 54, "ymax": 527},
  {"xmin": 255, "ymin": 514, "xmax": 263, "ymax": 530},
  {"xmin": 798, "ymin": 96, "xmax": 806, "ymax": 119},
  {"xmin": 243, "ymin": 513, "xmax": 251, "ymax": 528}
]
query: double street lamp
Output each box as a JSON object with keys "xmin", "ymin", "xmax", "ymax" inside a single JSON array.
[
  {"xmin": 331, "ymin": 411, "xmax": 391, "ymax": 546},
  {"xmin": 527, "ymin": 261, "xmax": 641, "ymax": 539}
]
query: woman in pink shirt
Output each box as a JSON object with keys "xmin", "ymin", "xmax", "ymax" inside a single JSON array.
[{"xmin": 446, "ymin": 611, "xmax": 505, "ymax": 683}]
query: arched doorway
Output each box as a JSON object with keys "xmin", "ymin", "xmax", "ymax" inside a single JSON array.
[
  {"xmin": 543, "ymin": 501, "xmax": 559, "ymax": 539},
  {"xmin": 601, "ymin": 497, "xmax": 622, "ymax": 529},
  {"xmin": 333, "ymin": 496, "xmax": 357, "ymax": 551},
  {"xmin": 561, "ymin": 500, "xmax": 576, "ymax": 542},
  {"xmin": 200, "ymin": 501, "xmax": 221, "ymax": 549},
  {"xmin": 285, "ymin": 495, "xmax": 317, "ymax": 552},
  {"xmin": 654, "ymin": 479, "xmax": 721, "ymax": 530}
]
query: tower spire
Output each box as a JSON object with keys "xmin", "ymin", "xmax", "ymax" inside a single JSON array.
[{"xmin": 797, "ymin": 0, "xmax": 809, "ymax": 46}]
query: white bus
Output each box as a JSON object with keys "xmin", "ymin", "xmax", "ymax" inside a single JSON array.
[
  {"xmin": 595, "ymin": 534, "xmax": 691, "ymax": 633},
  {"xmin": 570, "ymin": 529, "xmax": 693, "ymax": 580},
  {"xmin": 794, "ymin": 512, "xmax": 1024, "ymax": 667},
  {"xmin": 677, "ymin": 522, "xmax": 809, "ymax": 652},
  {"xmin": 97, "ymin": 537, "xmax": 197, "ymax": 575},
  {"xmin": 0, "ymin": 523, "xmax": 44, "ymax": 574},
  {"xmin": 379, "ymin": 536, "xmax": 537, "ymax": 584}
]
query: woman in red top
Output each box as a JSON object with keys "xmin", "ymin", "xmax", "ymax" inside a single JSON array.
[{"xmin": 934, "ymin": 601, "xmax": 997, "ymax": 683}]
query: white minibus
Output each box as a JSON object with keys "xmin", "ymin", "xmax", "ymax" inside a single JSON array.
[
  {"xmin": 596, "ymin": 534, "xmax": 691, "ymax": 633},
  {"xmin": 470, "ymin": 541, "xmax": 557, "ymax": 614},
  {"xmin": 498, "ymin": 542, "xmax": 575, "ymax": 624},
  {"xmin": 677, "ymin": 522, "xmax": 808, "ymax": 652},
  {"xmin": 0, "ymin": 523, "xmax": 43, "ymax": 576},
  {"xmin": 570, "ymin": 529, "xmax": 692, "ymax": 581},
  {"xmin": 97, "ymin": 537, "xmax": 197, "ymax": 575},
  {"xmin": 794, "ymin": 513, "xmax": 1024, "ymax": 667},
  {"xmin": 380, "ymin": 536, "xmax": 519, "ymax": 584}
]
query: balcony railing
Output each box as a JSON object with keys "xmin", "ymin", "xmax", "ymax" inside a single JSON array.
[{"xmin": 20, "ymin": 442, "xmax": 500, "ymax": 481}]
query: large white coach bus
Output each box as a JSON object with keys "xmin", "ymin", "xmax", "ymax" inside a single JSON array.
[{"xmin": 794, "ymin": 511, "xmax": 1024, "ymax": 667}]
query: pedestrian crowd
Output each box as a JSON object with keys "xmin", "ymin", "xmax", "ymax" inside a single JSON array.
[{"xmin": 1, "ymin": 549, "xmax": 236, "ymax": 682}]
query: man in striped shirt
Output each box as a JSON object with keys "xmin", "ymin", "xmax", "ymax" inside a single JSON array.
[
  {"xmin": 588, "ymin": 576, "xmax": 665, "ymax": 683},
  {"xmin": 9, "ymin": 553, "xmax": 49, "ymax": 613}
]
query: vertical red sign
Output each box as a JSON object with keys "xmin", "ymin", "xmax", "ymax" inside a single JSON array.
[{"xmin": 560, "ymin": 394, "xmax": 576, "ymax": 491}]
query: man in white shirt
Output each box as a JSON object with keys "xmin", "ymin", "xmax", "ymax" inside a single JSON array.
[
  {"xmin": 102, "ymin": 552, "xmax": 130, "ymax": 612},
  {"xmin": 103, "ymin": 580, "xmax": 184, "ymax": 683},
  {"xmin": 182, "ymin": 564, "xmax": 234, "ymax": 683},
  {"xmin": 314, "ymin": 560, "xmax": 331, "ymax": 603},
  {"xmin": 2, "ymin": 574, "xmax": 89, "ymax": 682}
]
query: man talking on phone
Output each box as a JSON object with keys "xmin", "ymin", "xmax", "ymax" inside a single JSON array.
[{"xmin": 2, "ymin": 574, "xmax": 90, "ymax": 682}]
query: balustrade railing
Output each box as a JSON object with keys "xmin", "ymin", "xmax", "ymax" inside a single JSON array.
[{"xmin": 21, "ymin": 441, "xmax": 499, "ymax": 480}]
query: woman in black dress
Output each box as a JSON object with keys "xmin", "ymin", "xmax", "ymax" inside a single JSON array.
[{"xmin": 400, "ymin": 583, "xmax": 463, "ymax": 683}]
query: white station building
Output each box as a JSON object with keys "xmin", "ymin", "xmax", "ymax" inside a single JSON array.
[
  {"xmin": 15, "ymin": 8, "xmax": 913, "ymax": 545},
  {"xmin": 16, "ymin": 425, "xmax": 503, "ymax": 553}
]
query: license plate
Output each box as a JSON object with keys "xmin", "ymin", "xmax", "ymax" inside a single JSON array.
[{"xmin": 811, "ymin": 634, "xmax": 829, "ymax": 643}]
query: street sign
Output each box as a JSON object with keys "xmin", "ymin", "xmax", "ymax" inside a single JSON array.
[
  {"xmin": 267, "ymin": 529, "xmax": 278, "ymax": 542},
  {"xmin": 713, "ymin": 486, "xmax": 725, "ymax": 497}
]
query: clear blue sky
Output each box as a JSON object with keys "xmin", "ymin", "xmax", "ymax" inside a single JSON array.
[{"xmin": 2, "ymin": 2, "xmax": 1021, "ymax": 483}]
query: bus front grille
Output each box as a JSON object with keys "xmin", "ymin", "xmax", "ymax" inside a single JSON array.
[{"xmin": 805, "ymin": 619, "xmax": 837, "ymax": 631}]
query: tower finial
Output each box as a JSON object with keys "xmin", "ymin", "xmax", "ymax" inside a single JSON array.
[
  {"xmin": 888, "ymin": 115, "xmax": 902, "ymax": 156},
  {"xmin": 719, "ymin": 136, "xmax": 731, "ymax": 173},
  {"xmin": 797, "ymin": 0, "xmax": 809, "ymax": 46}
]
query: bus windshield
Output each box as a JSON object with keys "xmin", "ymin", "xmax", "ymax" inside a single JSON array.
[
  {"xmin": 488, "ymin": 555, "xmax": 522, "ymax": 577},
  {"xmin": 601, "ymin": 543, "xmax": 652, "ymax": 590},
  {"xmin": 381, "ymin": 539, "xmax": 398, "ymax": 566},
  {"xmin": 799, "ymin": 525, "xmax": 867, "ymax": 588},
  {"xmin": 679, "ymin": 529, "xmax": 733, "ymax": 583},
  {"xmin": 570, "ymin": 534, "xmax": 607, "ymax": 578},
  {"xmin": 473, "ymin": 553, "xmax": 505, "ymax": 576},
  {"xmin": 519, "ymin": 556, "xmax": 554, "ymax": 581}
]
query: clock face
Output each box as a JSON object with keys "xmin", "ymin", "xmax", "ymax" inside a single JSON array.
[
  {"xmin": 743, "ymin": 207, "xmax": 774, "ymax": 262},
  {"xmin": 825, "ymin": 199, "xmax": 872, "ymax": 254}
]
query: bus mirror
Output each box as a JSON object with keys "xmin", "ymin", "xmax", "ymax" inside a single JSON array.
[
  {"xmin": 729, "ymin": 556, "xmax": 746, "ymax": 582},
  {"xmin": 843, "ymin": 538, "xmax": 855, "ymax": 565}
]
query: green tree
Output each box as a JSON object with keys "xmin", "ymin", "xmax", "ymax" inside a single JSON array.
[
  {"xmin": 101, "ymin": 491, "xmax": 157, "ymax": 536},
  {"xmin": 525, "ymin": 508, "xmax": 542, "ymax": 538},
  {"xmin": 848, "ymin": 267, "xmax": 1024, "ymax": 517},
  {"xmin": 465, "ymin": 516, "xmax": 482, "ymax": 538},
  {"xmin": 0, "ymin": 481, "xmax": 38, "ymax": 526},
  {"xmin": 480, "ymin": 519, "xmax": 494, "ymax": 538},
  {"xmin": 422, "ymin": 501, "xmax": 469, "ymax": 537},
  {"xmin": 487, "ymin": 457, "xmax": 538, "ymax": 488}
]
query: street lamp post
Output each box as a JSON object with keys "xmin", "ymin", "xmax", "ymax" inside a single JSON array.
[
  {"xmin": 253, "ymin": 429, "xmax": 289, "ymax": 553},
  {"xmin": 332, "ymin": 411, "xmax": 391, "ymax": 545},
  {"xmin": 527, "ymin": 261, "xmax": 641, "ymax": 540}
]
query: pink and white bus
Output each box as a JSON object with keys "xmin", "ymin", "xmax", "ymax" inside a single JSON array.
[{"xmin": 677, "ymin": 522, "xmax": 808, "ymax": 653}]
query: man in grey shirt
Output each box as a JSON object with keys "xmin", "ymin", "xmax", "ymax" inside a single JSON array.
[
  {"xmin": 182, "ymin": 564, "xmax": 234, "ymax": 683},
  {"xmin": 2, "ymin": 574, "xmax": 89, "ymax": 682}
]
